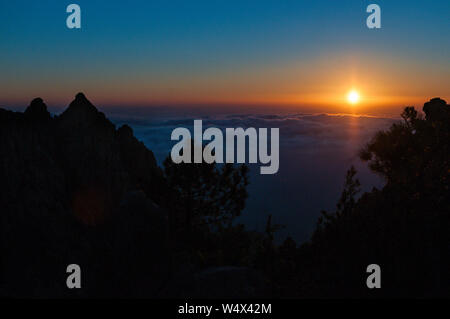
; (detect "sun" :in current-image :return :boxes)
[347,90,360,104]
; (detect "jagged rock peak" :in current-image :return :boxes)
[76,92,86,99]
[31,97,44,105]
[25,97,51,120]
[60,93,101,122]
[58,93,113,131]
[69,92,96,109]
[74,92,93,105]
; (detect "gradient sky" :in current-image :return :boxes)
[0,0,449,114]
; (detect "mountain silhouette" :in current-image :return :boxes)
[0,93,263,298]
[0,95,448,298]
[0,94,170,297]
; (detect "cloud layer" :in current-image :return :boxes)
[112,112,397,243]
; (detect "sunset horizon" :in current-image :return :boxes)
[1,0,449,303]
[1,1,448,116]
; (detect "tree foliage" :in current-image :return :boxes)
[264,98,450,298]
[163,143,249,243]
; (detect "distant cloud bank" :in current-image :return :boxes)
[111,111,397,243]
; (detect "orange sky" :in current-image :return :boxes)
[1,1,449,117]
[4,51,448,117]
[18,51,446,116]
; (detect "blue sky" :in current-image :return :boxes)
[0,0,449,111]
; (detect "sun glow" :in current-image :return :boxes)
[347,90,360,104]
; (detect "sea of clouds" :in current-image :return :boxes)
[111,111,397,243]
